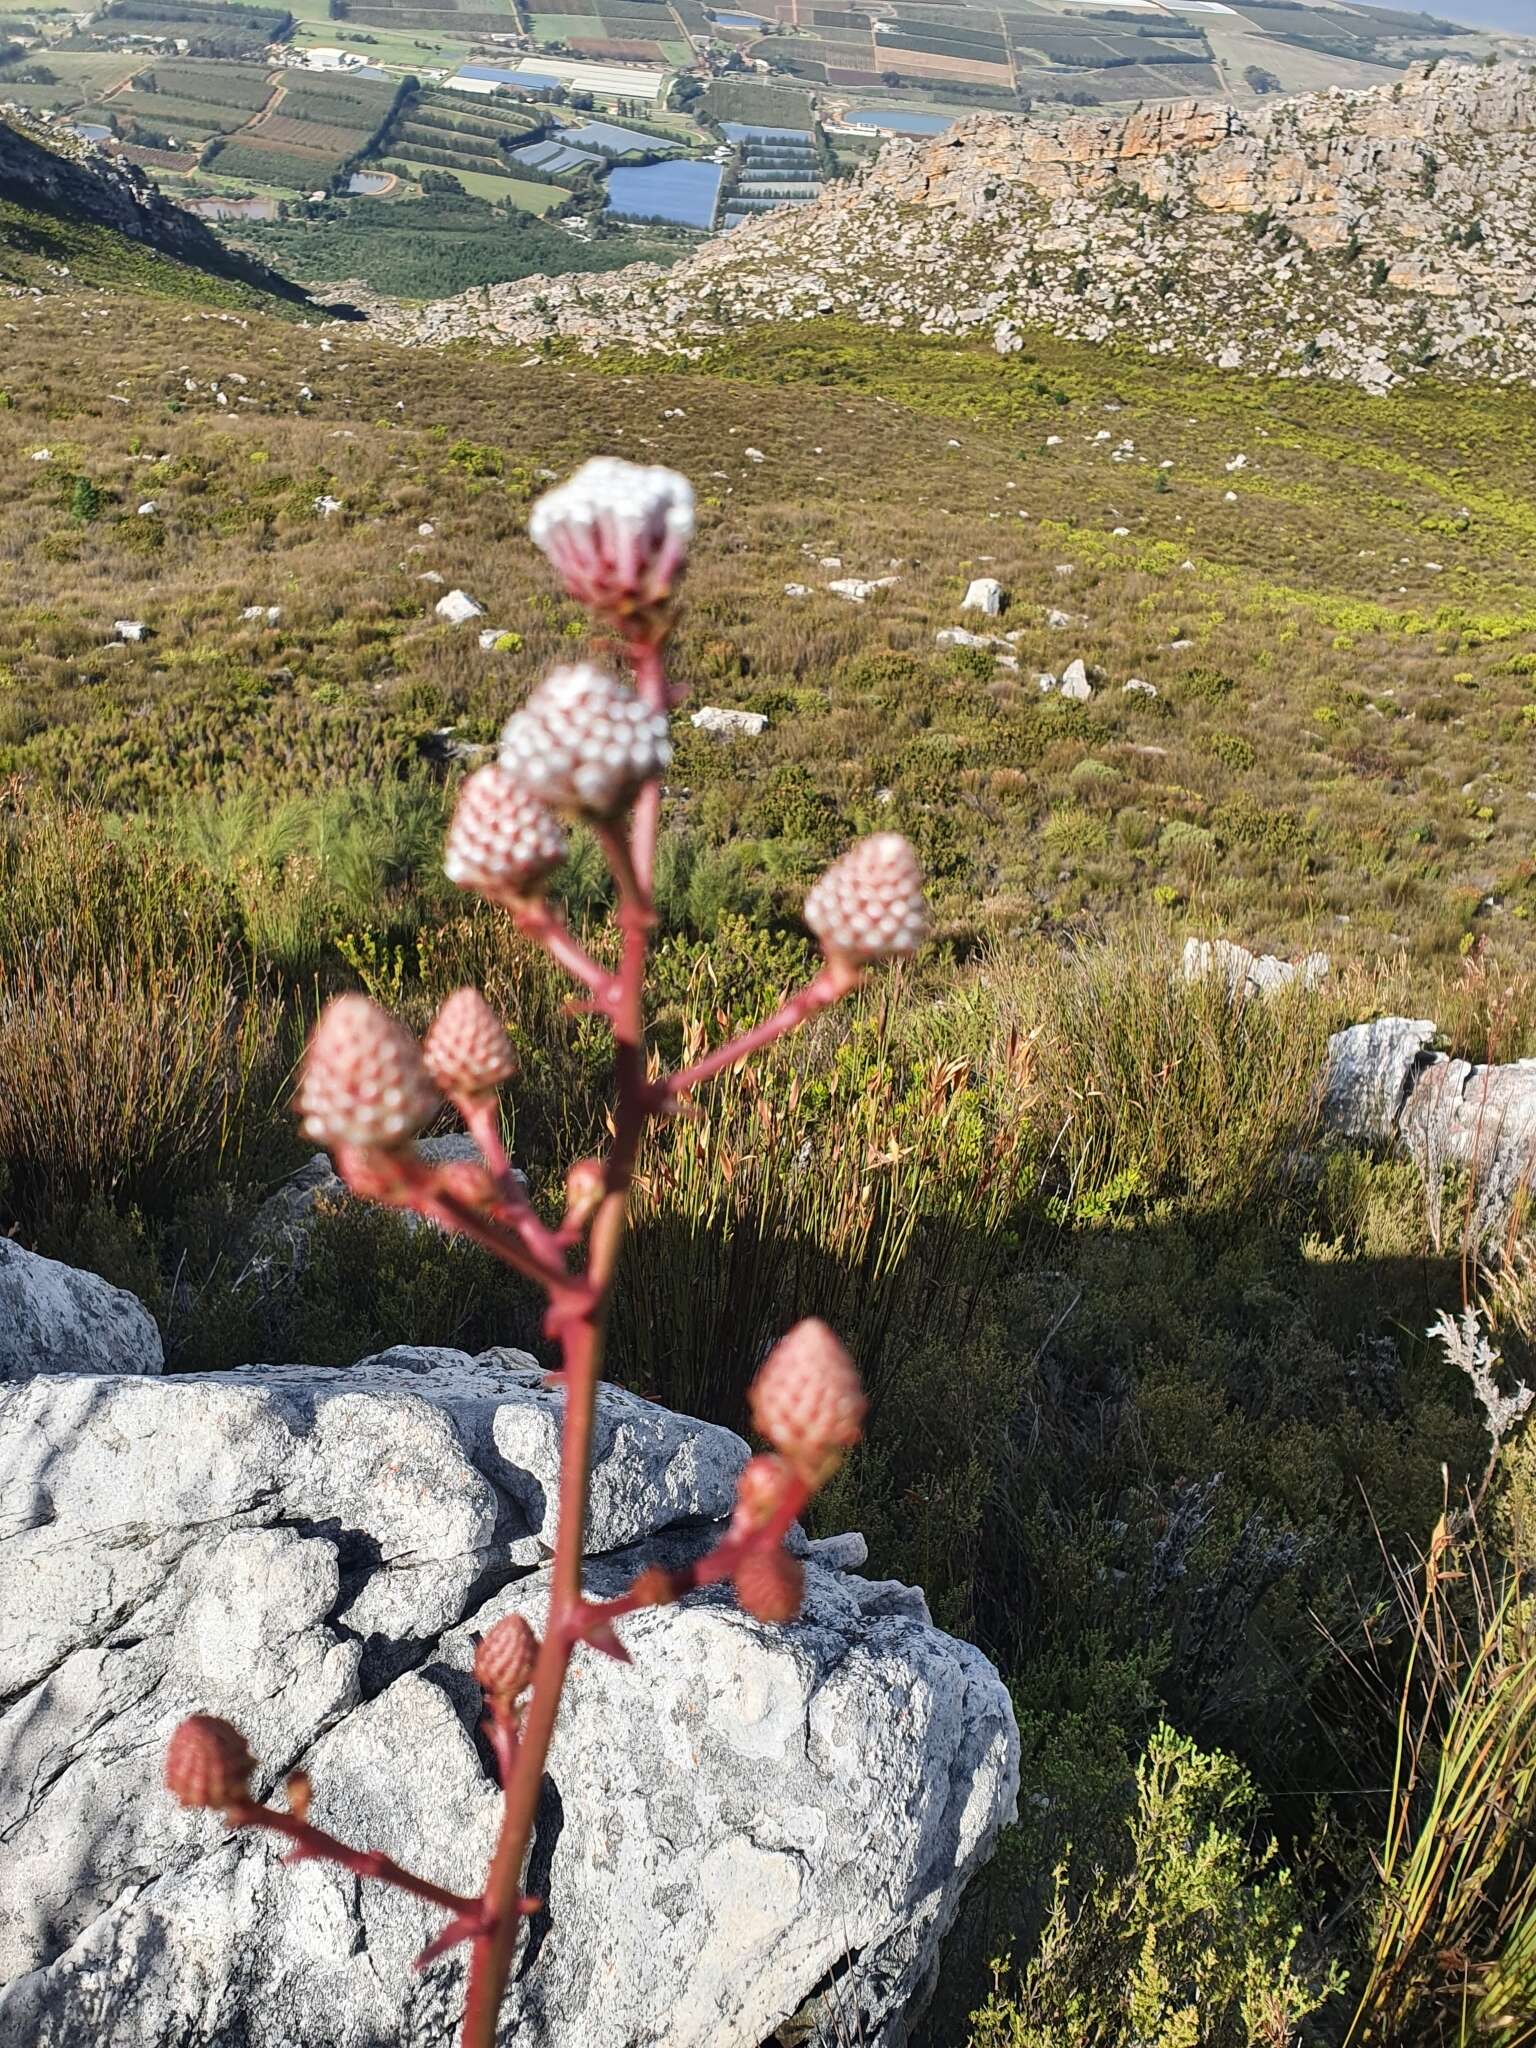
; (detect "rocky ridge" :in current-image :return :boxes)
[375,62,1536,395]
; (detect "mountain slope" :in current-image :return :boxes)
[376,61,1536,395]
[0,116,315,311]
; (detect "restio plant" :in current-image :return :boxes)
[160,458,930,2048]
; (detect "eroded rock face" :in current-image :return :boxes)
[372,63,1536,394]
[0,1238,163,1384]
[0,1355,1019,2047]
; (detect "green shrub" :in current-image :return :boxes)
[968,1724,1343,2048]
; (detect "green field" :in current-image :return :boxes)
[394,157,566,204]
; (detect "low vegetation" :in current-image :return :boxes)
[2,285,1535,2041]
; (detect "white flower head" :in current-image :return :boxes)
[803,834,930,967]
[529,458,694,637]
[499,663,672,820]
[444,763,568,899]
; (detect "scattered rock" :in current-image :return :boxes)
[1036,672,1057,693]
[936,627,993,650]
[962,577,1006,616]
[113,619,146,642]
[1183,936,1330,1000]
[136,500,158,516]
[312,495,342,517]
[240,605,281,625]
[1046,608,1072,629]
[690,706,768,738]
[1060,658,1093,701]
[1123,678,1157,696]
[826,576,897,603]
[783,582,811,597]
[0,1239,163,1384]
[435,589,485,625]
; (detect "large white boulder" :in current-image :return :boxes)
[0,1355,1018,2047]
[961,577,1005,616]
[0,1240,162,1383]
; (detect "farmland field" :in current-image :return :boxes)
[393,157,569,203]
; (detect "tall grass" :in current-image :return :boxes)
[0,808,283,1213]
[609,961,1037,1426]
[1346,1514,1536,2046]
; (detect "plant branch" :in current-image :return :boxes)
[230,1801,482,1920]
[661,961,859,1105]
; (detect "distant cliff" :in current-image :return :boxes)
[0,115,313,307]
[375,60,1536,394]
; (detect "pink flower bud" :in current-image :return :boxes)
[529,457,694,638]
[734,1547,805,1625]
[803,834,929,968]
[423,988,516,1098]
[165,1715,256,1812]
[474,1613,539,1701]
[444,763,567,900]
[296,994,440,1153]
[748,1319,867,1484]
[563,1156,607,1227]
[499,664,672,820]
[734,1452,792,1530]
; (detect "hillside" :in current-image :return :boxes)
[376,60,1536,394]
[0,112,316,306]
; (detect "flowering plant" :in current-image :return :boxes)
[164,458,928,2048]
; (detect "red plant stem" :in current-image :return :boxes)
[230,1803,482,1920]
[580,1477,812,1634]
[661,961,860,1106]
[499,894,621,1008]
[457,1093,569,1270]
[459,754,664,2048]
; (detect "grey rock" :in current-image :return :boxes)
[1060,658,1093,701]
[804,1530,868,1571]
[435,589,485,625]
[826,576,898,603]
[690,706,768,738]
[246,1136,496,1282]
[961,576,1005,616]
[1182,936,1330,1000]
[0,1239,162,1385]
[0,1368,1018,2048]
[113,619,146,642]
[1322,1017,1437,1143]
[935,627,993,650]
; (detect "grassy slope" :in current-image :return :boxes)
[0,185,310,308]
[5,285,1536,2043]
[3,298,1531,974]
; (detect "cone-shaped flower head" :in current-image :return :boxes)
[444,763,567,899]
[499,664,672,820]
[474,1612,539,1702]
[529,457,694,638]
[803,834,929,968]
[296,994,440,1153]
[747,1318,867,1484]
[734,1547,805,1625]
[424,988,516,1098]
[165,1715,256,1812]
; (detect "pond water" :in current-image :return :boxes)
[843,109,954,135]
[347,171,393,195]
[605,158,722,229]
[709,9,765,24]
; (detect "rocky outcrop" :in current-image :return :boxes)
[1324,1019,1536,1235]
[375,62,1536,394]
[0,1238,163,1383]
[0,1350,1019,2046]
[0,114,307,302]
[1182,936,1330,999]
